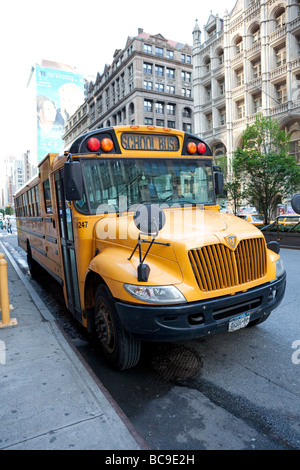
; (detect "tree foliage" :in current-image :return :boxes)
[232,115,300,224]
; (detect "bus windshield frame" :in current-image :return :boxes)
[74,157,215,215]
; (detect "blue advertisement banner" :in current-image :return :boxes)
[36,66,84,162]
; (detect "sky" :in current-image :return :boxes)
[0,0,236,163]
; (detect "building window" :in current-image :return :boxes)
[183,123,192,132]
[155,102,164,114]
[276,45,286,67]
[183,107,192,118]
[205,86,211,102]
[144,99,153,112]
[155,65,164,77]
[143,62,153,74]
[155,83,164,93]
[144,117,153,125]
[167,104,175,115]
[167,85,175,94]
[252,25,260,43]
[144,80,153,90]
[275,82,287,103]
[144,44,152,54]
[204,57,211,73]
[166,50,174,60]
[253,94,262,113]
[206,114,213,130]
[275,9,286,28]
[236,68,244,86]
[252,60,261,78]
[218,49,224,65]
[181,71,191,82]
[155,46,164,57]
[219,109,226,126]
[156,119,164,127]
[166,68,175,79]
[186,55,191,64]
[128,64,133,77]
[219,79,225,95]
[167,120,176,128]
[235,36,243,54]
[182,88,191,97]
[237,100,245,118]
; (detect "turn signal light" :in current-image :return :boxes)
[101,138,114,152]
[187,142,197,154]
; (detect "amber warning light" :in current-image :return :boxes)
[87,137,114,152]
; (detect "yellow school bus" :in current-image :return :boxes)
[14,125,286,370]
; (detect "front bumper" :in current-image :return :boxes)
[115,272,286,341]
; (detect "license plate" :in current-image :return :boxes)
[228,313,250,332]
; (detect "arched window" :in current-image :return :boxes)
[183,107,192,118]
[235,36,243,54]
[251,24,260,43]
[275,7,286,28]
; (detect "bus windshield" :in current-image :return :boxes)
[75,158,215,214]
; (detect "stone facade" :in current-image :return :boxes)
[192,0,300,168]
[63,29,193,147]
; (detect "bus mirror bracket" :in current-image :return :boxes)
[128,204,169,282]
[64,154,83,201]
[213,166,224,196]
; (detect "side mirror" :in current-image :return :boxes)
[214,172,224,195]
[291,194,300,215]
[64,160,83,201]
[133,203,166,236]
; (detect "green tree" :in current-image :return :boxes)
[5,205,14,216]
[233,115,300,224]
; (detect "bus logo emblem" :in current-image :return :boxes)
[226,235,237,249]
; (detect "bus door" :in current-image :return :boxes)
[55,170,81,322]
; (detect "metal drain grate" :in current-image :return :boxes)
[151,344,203,382]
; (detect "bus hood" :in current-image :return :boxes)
[94,207,261,256]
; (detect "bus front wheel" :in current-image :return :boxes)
[94,285,141,370]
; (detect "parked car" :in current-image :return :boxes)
[277,214,300,227]
[237,213,264,226]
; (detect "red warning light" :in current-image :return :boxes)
[197,142,206,154]
[87,137,101,152]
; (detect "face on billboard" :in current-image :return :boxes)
[35,66,84,162]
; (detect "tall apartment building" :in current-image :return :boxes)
[63,29,193,147]
[192,0,300,169]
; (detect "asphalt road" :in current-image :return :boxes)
[1,225,300,450]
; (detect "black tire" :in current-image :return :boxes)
[27,245,41,278]
[94,285,141,370]
[247,312,271,327]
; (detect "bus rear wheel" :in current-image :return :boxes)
[94,285,141,370]
[27,244,41,278]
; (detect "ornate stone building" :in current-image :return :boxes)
[192,0,300,168]
[63,29,193,147]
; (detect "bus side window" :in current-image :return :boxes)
[43,179,53,214]
[35,185,40,216]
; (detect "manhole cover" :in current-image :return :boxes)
[151,344,203,382]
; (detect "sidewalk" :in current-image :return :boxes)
[0,241,147,450]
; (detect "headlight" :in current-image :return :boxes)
[276,258,285,278]
[124,284,186,304]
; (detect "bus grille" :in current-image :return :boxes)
[188,238,267,292]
